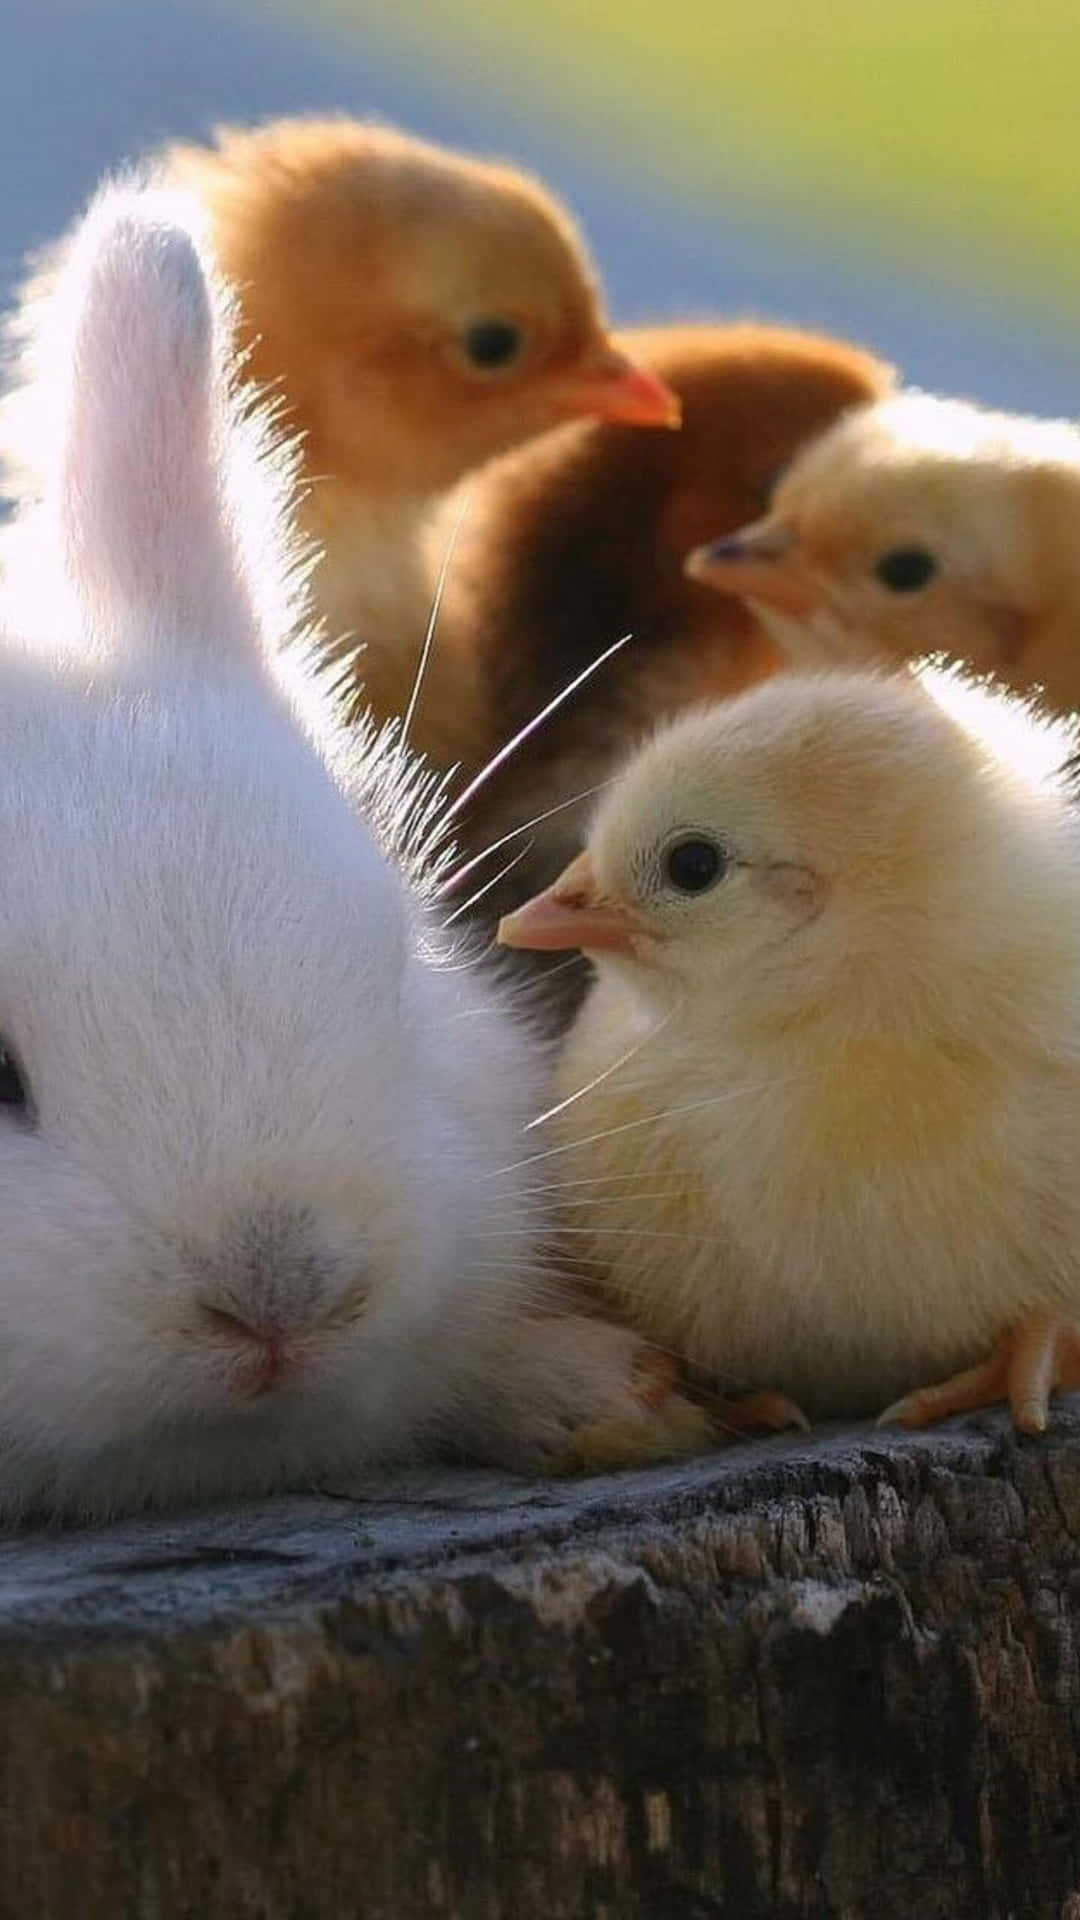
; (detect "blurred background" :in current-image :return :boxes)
[4,0,1078,413]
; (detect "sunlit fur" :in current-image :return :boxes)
[160,115,639,759]
[432,323,894,950]
[546,663,1080,1416]
[0,176,704,1518]
[722,390,1080,714]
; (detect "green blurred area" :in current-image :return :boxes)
[298,0,1080,301]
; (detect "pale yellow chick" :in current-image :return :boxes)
[687,391,1080,717]
[500,665,1080,1431]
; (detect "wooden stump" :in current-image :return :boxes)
[1,1414,1079,1918]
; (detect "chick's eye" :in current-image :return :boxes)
[874,547,937,593]
[462,319,524,371]
[662,835,729,895]
[0,1041,28,1112]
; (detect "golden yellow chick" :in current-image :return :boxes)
[165,115,679,757]
[499,663,1080,1433]
[687,390,1080,717]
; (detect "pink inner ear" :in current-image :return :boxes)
[752,861,825,922]
[48,185,257,657]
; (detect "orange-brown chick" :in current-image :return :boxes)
[687,390,1080,716]
[437,323,894,916]
[165,115,678,755]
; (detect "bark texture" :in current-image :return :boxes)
[1,1415,1080,1918]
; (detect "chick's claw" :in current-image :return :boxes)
[631,1346,682,1409]
[492,1317,715,1474]
[878,1309,1080,1435]
[560,1332,713,1471]
[556,1355,810,1472]
[558,1392,715,1474]
[710,1389,811,1439]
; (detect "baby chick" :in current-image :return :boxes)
[499,664,1080,1433]
[439,323,893,923]
[688,390,1080,715]
[164,116,680,757]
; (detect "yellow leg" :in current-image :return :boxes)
[878,1309,1080,1436]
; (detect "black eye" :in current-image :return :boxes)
[873,547,937,593]
[462,319,524,371]
[0,1042,27,1111]
[662,835,729,895]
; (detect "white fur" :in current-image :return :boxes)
[0,179,572,1518]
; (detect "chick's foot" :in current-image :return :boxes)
[556,1340,715,1472]
[475,1319,715,1474]
[877,1308,1080,1435]
[710,1389,811,1438]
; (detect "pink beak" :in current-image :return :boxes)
[497,852,643,956]
[554,347,682,429]
[686,519,819,615]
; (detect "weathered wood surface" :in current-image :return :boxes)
[2,1414,1080,1919]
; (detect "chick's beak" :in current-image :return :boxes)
[686,520,818,615]
[497,852,643,955]
[553,345,682,429]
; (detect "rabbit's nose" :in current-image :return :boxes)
[196,1280,371,1401]
[188,1204,371,1350]
[197,1301,295,1397]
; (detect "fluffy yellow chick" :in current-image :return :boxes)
[165,116,679,757]
[686,391,1080,716]
[499,664,1080,1431]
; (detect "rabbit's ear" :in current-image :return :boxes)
[47,181,258,658]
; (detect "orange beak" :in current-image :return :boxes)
[686,519,819,615]
[497,852,644,956]
[553,345,682,429]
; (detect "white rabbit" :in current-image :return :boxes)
[0,180,705,1519]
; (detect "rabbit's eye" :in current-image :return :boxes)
[0,1045,28,1111]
